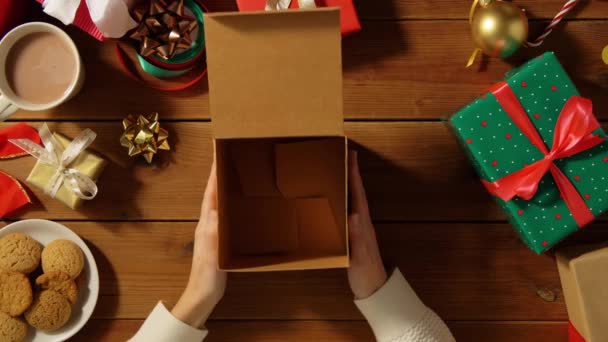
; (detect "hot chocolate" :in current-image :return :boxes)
[5,32,76,104]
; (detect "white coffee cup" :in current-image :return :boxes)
[0,22,84,121]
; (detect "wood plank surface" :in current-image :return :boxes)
[165,0,608,20]
[5,122,608,222]
[6,21,608,121]
[5,2,608,340]
[72,320,568,342]
[2,221,605,321]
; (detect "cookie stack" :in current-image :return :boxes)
[0,233,84,341]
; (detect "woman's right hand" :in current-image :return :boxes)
[172,162,227,328]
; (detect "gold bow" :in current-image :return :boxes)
[120,113,171,163]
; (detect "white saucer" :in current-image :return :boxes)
[0,219,99,342]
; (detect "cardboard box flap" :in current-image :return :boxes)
[205,9,343,138]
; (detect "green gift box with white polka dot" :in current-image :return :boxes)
[450,52,608,254]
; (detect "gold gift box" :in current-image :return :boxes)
[27,133,107,209]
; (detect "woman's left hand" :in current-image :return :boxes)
[172,162,227,328]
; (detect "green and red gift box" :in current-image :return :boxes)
[451,52,608,254]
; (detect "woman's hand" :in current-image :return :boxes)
[347,151,388,300]
[172,162,227,328]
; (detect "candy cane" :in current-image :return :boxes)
[525,0,578,47]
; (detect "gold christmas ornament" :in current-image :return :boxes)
[467,0,528,67]
[120,113,170,163]
[602,45,608,64]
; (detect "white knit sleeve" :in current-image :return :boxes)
[129,302,208,342]
[355,269,455,342]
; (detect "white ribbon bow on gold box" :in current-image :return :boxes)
[9,124,100,201]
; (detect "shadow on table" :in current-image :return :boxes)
[209,268,368,341]
[83,239,120,320]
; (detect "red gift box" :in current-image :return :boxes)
[236,0,361,36]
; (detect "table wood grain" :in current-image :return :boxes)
[2,1,608,340]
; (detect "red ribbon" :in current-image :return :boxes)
[115,42,208,92]
[482,82,603,227]
[0,123,40,218]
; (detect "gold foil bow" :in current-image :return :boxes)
[120,113,170,163]
[130,0,198,60]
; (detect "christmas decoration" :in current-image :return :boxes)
[467,0,528,67]
[120,113,170,163]
[9,124,106,209]
[602,45,608,65]
[467,0,579,67]
[117,0,207,87]
[0,123,39,218]
[524,0,578,47]
[451,52,608,254]
[130,0,198,60]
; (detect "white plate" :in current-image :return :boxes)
[0,219,99,342]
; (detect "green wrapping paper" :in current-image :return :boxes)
[450,52,608,254]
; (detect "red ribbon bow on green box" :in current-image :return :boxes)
[450,52,608,254]
[482,82,603,227]
[0,123,40,218]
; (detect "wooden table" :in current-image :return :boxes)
[2,1,608,341]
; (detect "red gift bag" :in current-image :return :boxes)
[236,0,361,36]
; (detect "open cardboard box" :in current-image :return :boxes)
[205,8,349,271]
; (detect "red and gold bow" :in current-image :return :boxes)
[0,123,41,218]
[482,82,603,227]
